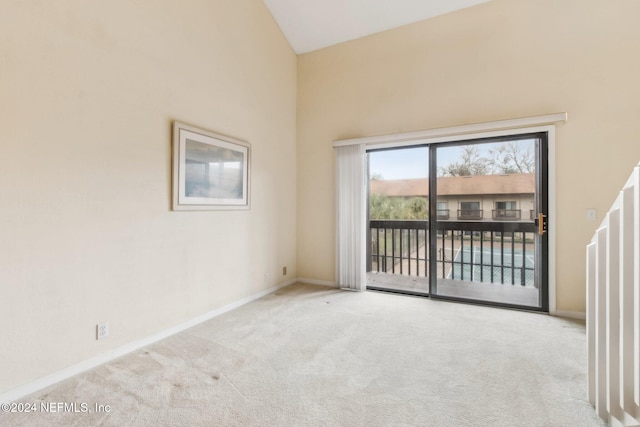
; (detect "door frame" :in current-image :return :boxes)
[335,113,564,314]
[426,132,549,311]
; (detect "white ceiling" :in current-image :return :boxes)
[263,0,492,54]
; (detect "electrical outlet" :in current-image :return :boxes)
[282,266,287,276]
[96,322,109,340]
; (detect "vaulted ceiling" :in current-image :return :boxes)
[263,0,492,54]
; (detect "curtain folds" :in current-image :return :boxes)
[335,144,367,291]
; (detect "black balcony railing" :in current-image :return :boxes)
[369,220,428,276]
[492,209,521,220]
[457,209,483,220]
[369,220,536,287]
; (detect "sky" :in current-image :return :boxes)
[368,145,469,179]
[369,146,430,179]
[368,139,535,180]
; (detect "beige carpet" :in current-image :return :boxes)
[1,283,605,426]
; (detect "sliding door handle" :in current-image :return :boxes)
[537,213,547,235]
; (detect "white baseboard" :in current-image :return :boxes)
[554,310,586,320]
[0,278,296,404]
[297,277,338,287]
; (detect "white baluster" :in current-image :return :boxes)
[597,225,609,418]
[588,163,640,426]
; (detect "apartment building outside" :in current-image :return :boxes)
[369,173,535,222]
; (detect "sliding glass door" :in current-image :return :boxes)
[365,133,549,311]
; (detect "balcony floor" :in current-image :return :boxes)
[367,272,539,308]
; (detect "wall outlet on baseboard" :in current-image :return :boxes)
[282,266,287,276]
[96,322,109,340]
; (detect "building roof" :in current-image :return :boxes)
[369,173,535,197]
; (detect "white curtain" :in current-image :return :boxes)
[335,144,367,291]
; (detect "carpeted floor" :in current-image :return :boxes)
[1,283,605,426]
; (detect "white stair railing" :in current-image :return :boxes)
[587,163,640,427]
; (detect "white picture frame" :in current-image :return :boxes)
[172,121,250,211]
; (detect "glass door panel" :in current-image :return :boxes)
[367,146,430,295]
[432,136,546,309]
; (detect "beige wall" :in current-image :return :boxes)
[297,0,640,312]
[0,0,297,394]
